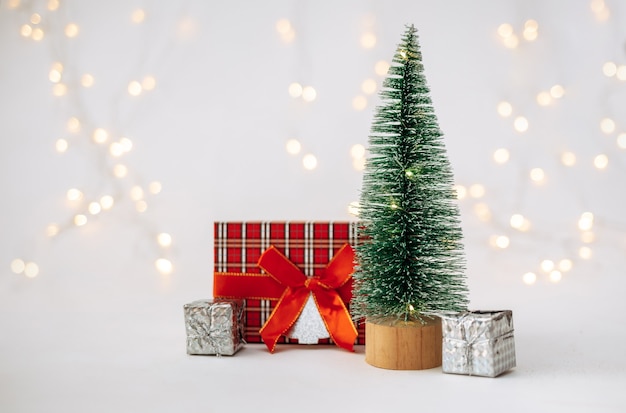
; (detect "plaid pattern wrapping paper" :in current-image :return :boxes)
[441,310,516,377]
[213,222,365,346]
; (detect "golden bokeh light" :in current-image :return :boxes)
[360,32,377,49]
[155,258,173,275]
[288,82,303,98]
[148,181,162,195]
[65,23,79,38]
[352,95,367,111]
[157,233,173,247]
[374,60,390,76]
[286,139,301,155]
[497,101,513,117]
[81,74,94,88]
[131,9,146,24]
[302,86,317,102]
[302,154,318,170]
[493,148,510,164]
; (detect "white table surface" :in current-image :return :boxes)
[1,266,624,413]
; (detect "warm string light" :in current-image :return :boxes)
[360,32,377,49]
[64,23,79,38]
[349,18,384,114]
[287,82,316,102]
[49,188,114,232]
[515,206,588,271]
[352,77,378,111]
[528,258,574,284]
[510,214,531,232]
[18,8,52,42]
[7,3,174,277]
[497,101,513,117]
[493,148,510,164]
[7,0,21,10]
[352,95,367,111]
[155,230,173,278]
[522,19,539,41]
[275,18,295,43]
[522,272,537,285]
[496,19,540,49]
[603,61,626,81]
[468,184,486,199]
[473,203,491,222]
[155,258,173,275]
[46,179,164,237]
[157,232,172,247]
[80,73,94,87]
[513,116,529,133]
[127,76,156,97]
[497,101,534,133]
[536,84,565,106]
[591,0,610,21]
[301,86,316,102]
[596,117,616,170]
[529,167,546,184]
[600,56,626,152]
[302,154,318,170]
[284,138,318,171]
[453,184,467,200]
[351,42,387,111]
[279,16,324,173]
[600,117,615,134]
[489,235,510,249]
[131,9,146,24]
[109,137,133,157]
[467,135,599,280]
[474,10,626,285]
[344,18,387,193]
[285,138,301,155]
[11,259,40,278]
[8,6,622,283]
[347,201,360,216]
[350,143,366,171]
[374,60,390,76]
[561,151,577,166]
[593,154,609,170]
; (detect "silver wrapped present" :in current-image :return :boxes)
[184,299,245,356]
[441,310,516,377]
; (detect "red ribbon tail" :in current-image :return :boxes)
[313,291,358,352]
[260,288,309,353]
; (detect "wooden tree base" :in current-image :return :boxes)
[365,317,442,370]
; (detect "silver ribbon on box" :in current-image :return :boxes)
[441,310,516,377]
[184,299,245,356]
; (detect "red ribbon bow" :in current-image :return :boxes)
[258,243,358,353]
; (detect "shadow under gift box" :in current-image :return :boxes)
[441,310,516,377]
[212,221,366,346]
[184,299,245,356]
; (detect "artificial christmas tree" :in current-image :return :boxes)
[351,24,469,370]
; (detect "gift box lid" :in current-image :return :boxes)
[441,310,514,342]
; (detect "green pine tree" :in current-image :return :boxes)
[352,24,468,323]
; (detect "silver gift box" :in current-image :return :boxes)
[441,310,516,377]
[184,299,245,356]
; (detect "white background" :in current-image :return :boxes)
[1,1,625,412]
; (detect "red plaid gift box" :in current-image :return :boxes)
[213,222,365,351]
